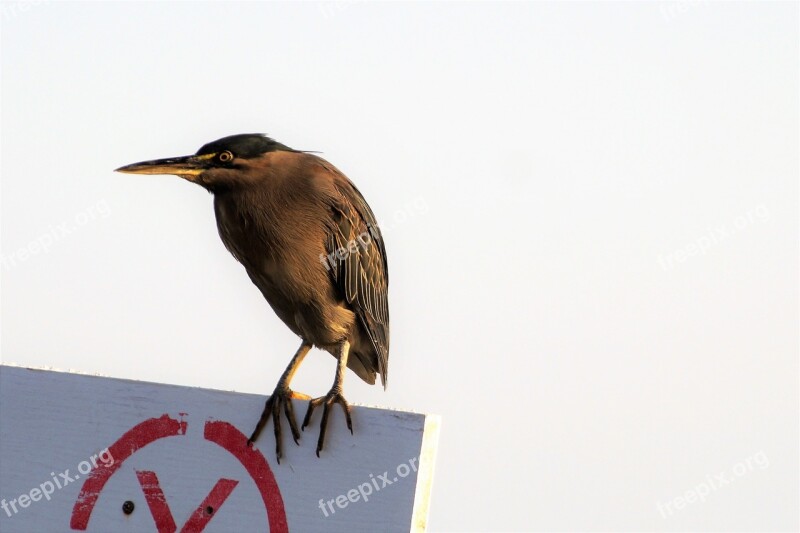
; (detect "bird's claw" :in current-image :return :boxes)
[249,387,310,463]
[301,389,353,457]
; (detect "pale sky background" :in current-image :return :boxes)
[1,1,798,531]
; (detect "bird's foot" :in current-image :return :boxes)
[301,387,353,457]
[248,386,311,463]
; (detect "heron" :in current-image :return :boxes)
[116,133,389,462]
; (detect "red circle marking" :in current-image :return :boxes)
[70,415,287,532]
[71,414,187,530]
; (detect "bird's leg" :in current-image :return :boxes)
[248,342,312,463]
[302,340,353,457]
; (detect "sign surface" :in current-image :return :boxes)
[0,365,439,532]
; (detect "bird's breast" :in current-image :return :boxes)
[212,191,331,301]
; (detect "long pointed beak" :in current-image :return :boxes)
[115,154,208,179]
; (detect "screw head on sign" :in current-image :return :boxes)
[122,500,135,515]
[206,506,214,515]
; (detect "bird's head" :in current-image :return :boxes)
[115,133,293,191]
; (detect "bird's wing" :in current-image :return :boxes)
[322,167,390,386]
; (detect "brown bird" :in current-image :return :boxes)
[116,134,389,461]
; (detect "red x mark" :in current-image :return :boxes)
[136,470,238,533]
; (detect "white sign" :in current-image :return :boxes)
[0,365,439,532]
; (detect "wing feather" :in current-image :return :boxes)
[323,171,390,386]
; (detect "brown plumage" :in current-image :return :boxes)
[116,134,389,461]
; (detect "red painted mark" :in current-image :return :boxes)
[136,470,239,533]
[204,421,288,533]
[179,478,239,532]
[136,471,177,533]
[70,415,287,532]
[71,414,187,530]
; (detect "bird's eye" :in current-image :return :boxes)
[218,151,234,163]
